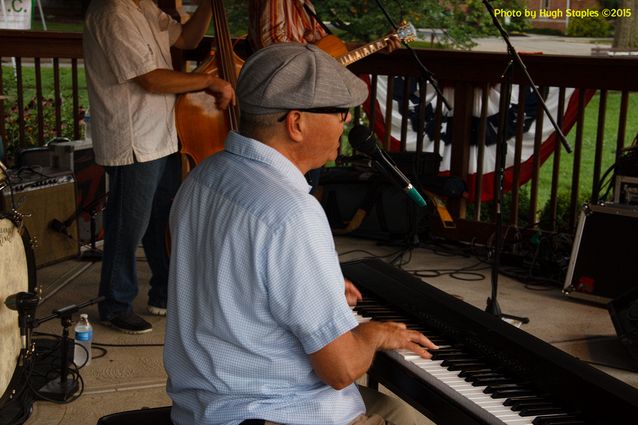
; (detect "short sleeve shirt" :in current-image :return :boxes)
[164,132,364,425]
[83,0,182,165]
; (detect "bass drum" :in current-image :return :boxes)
[0,215,36,420]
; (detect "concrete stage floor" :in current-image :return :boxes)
[13,235,638,425]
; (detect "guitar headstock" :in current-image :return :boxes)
[396,21,417,44]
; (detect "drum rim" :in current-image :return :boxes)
[0,215,36,410]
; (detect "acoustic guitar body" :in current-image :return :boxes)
[313,34,349,58]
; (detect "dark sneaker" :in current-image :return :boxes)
[147,304,167,316]
[103,312,152,334]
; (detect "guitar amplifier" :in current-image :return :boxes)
[1,168,79,267]
[564,203,638,304]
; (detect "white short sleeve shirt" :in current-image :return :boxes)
[83,0,182,165]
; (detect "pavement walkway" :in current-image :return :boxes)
[470,33,612,56]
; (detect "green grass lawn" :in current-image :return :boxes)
[2,65,88,154]
[536,91,638,207]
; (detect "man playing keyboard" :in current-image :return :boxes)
[163,43,437,425]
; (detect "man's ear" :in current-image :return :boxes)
[284,110,305,143]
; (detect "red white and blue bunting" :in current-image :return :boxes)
[362,76,593,201]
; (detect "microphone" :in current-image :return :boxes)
[348,125,426,207]
[4,292,39,349]
[50,216,75,239]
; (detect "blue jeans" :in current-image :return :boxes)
[98,153,180,320]
[306,167,322,194]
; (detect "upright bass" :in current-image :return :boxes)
[175,0,243,172]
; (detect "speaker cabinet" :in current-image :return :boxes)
[2,168,79,267]
[564,203,638,304]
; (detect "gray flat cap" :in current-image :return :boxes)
[237,43,369,115]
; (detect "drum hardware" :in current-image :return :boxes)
[29,296,104,402]
[2,208,39,251]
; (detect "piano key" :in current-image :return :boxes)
[353,304,577,425]
[445,361,490,371]
[485,383,527,391]
[504,395,551,406]
[519,407,567,417]
[462,370,502,378]
[510,400,555,411]
[403,354,542,424]
[472,376,516,386]
[532,414,585,425]
[430,352,475,361]
[490,388,537,398]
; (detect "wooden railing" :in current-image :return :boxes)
[0,30,84,153]
[2,29,638,248]
[348,49,638,244]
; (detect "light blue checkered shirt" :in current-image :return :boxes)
[164,132,364,425]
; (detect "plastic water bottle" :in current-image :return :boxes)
[74,313,93,367]
[84,108,92,142]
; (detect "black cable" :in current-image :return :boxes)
[338,246,413,262]
[0,362,33,425]
[407,261,489,282]
[25,333,85,405]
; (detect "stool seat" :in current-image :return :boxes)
[96,406,172,425]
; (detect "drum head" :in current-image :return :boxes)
[0,217,35,404]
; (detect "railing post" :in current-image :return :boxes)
[449,82,473,219]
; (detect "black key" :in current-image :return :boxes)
[485,383,523,393]
[426,337,449,345]
[510,400,555,411]
[519,407,565,417]
[490,388,536,398]
[463,371,504,381]
[504,395,549,406]
[458,368,493,378]
[445,361,488,371]
[532,414,583,425]
[430,351,473,361]
[471,376,514,386]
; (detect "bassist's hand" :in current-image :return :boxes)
[206,76,236,110]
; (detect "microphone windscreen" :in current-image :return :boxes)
[348,125,377,155]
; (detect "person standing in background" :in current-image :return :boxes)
[248,0,328,51]
[83,0,234,334]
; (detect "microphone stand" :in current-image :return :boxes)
[373,0,451,111]
[371,0,450,250]
[481,0,572,324]
[79,193,108,261]
[30,296,104,401]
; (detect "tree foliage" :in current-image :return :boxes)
[224,0,531,50]
[314,0,531,49]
